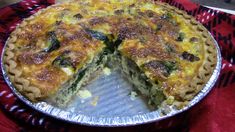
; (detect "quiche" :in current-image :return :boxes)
[3,0,217,109]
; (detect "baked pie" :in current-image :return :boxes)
[3,0,217,109]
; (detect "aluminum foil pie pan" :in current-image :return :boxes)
[1,34,221,126]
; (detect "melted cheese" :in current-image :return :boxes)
[12,0,206,99]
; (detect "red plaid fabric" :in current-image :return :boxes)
[0,0,234,131]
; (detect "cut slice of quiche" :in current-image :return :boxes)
[3,0,217,108]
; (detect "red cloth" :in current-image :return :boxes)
[0,0,234,131]
[0,110,21,132]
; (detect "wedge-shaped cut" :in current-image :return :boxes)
[50,50,109,106]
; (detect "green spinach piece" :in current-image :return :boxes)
[85,29,122,52]
[176,32,185,41]
[162,61,177,75]
[52,52,74,69]
[44,31,60,52]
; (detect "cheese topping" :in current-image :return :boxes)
[10,0,207,102]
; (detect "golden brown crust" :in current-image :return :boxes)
[4,10,46,101]
[158,2,217,104]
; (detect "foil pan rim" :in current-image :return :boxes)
[1,33,222,126]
